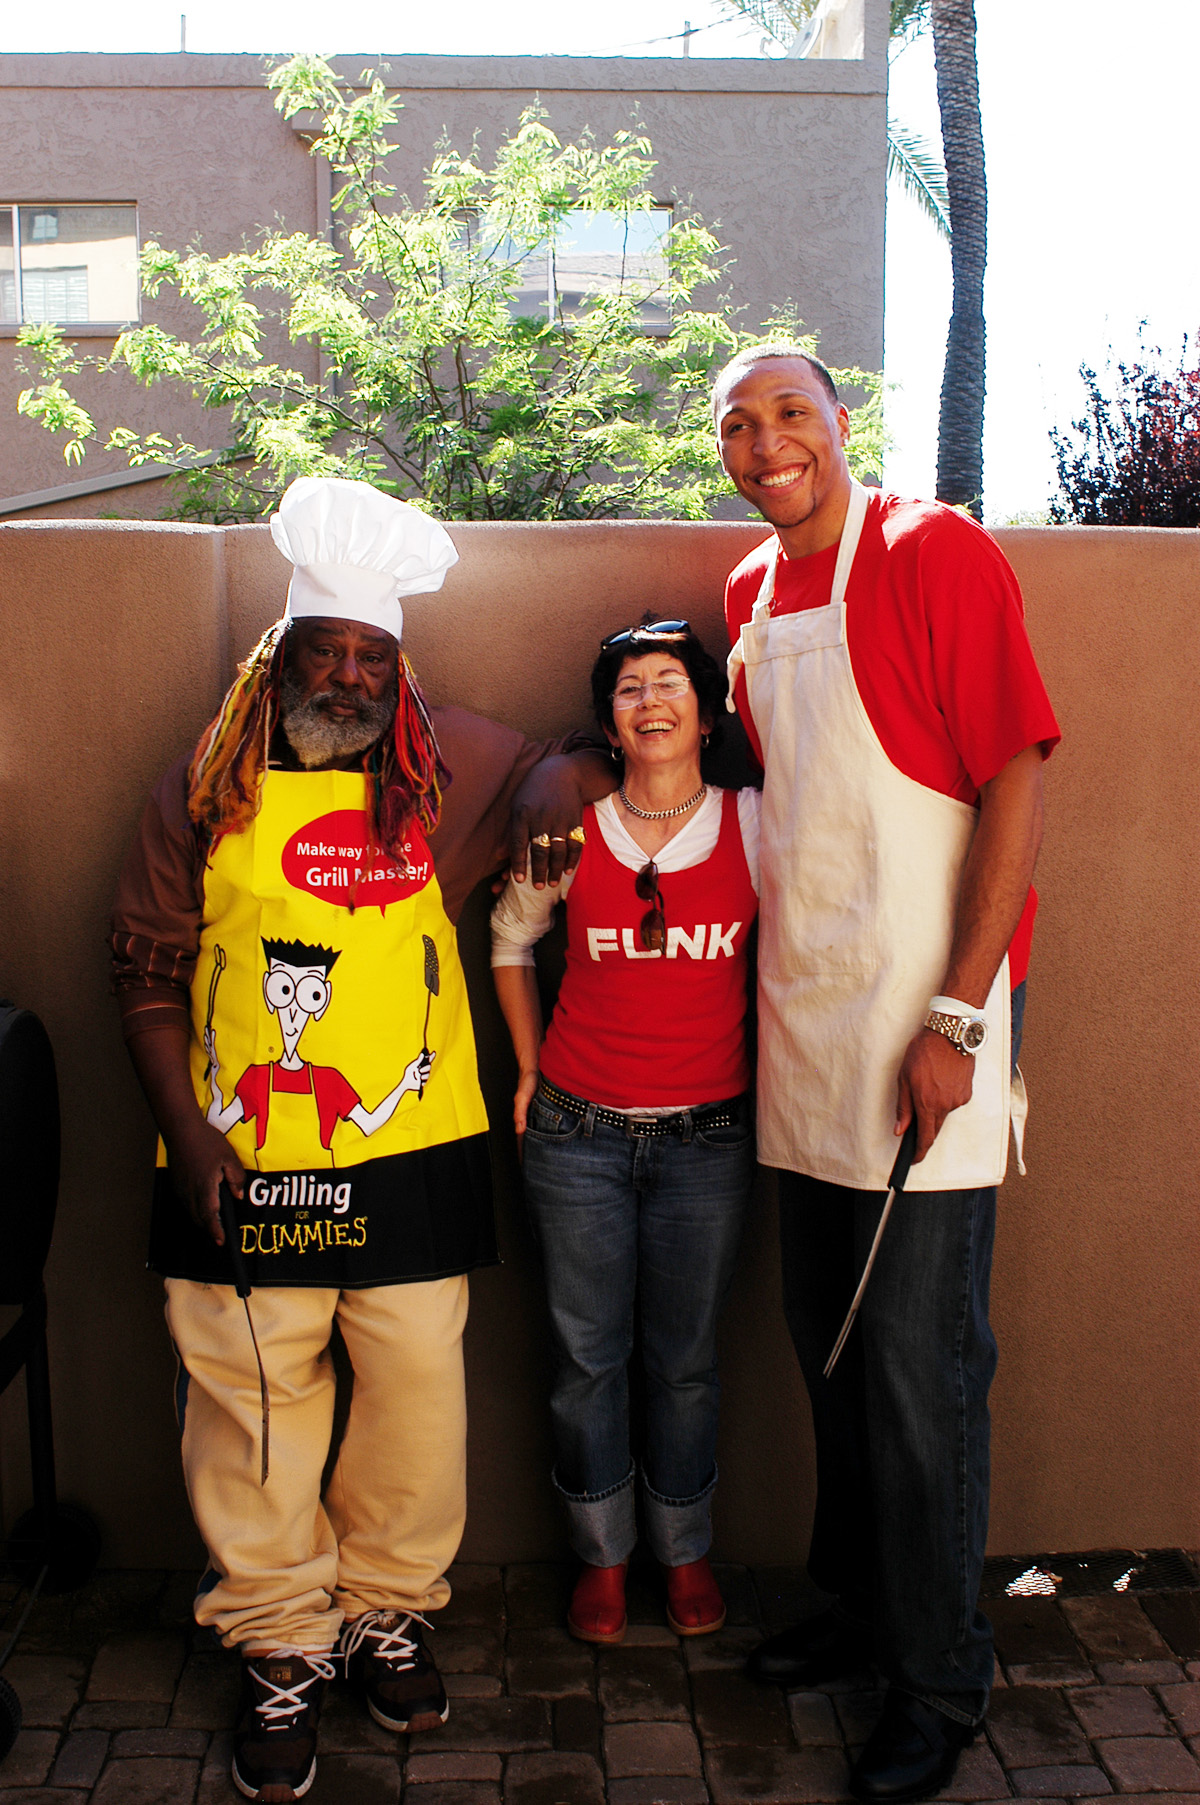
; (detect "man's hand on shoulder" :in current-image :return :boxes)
[895,1028,976,1164]
[509,748,615,889]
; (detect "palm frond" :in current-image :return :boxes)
[720,0,928,48]
[889,0,929,44]
[887,121,950,240]
[712,0,818,48]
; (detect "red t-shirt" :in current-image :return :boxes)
[235,1061,362,1151]
[724,491,1061,986]
[540,791,758,1108]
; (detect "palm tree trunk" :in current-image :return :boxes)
[931,0,987,517]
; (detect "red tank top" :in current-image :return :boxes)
[540,790,758,1109]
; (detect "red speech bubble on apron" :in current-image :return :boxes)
[282,812,432,909]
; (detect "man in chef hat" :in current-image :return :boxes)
[111,476,604,1803]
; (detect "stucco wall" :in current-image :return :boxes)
[0,516,1196,1569]
[0,39,886,514]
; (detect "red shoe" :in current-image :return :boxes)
[567,1562,628,1644]
[664,1556,726,1637]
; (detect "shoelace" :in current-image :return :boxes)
[249,1650,336,1731]
[339,1608,433,1672]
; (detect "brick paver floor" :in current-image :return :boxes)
[3,1563,1200,1803]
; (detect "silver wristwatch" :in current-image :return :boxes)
[925,1005,988,1056]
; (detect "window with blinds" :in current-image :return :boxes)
[0,204,139,327]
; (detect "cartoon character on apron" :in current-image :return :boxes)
[149,768,495,1287]
[204,935,433,1172]
[728,480,1016,1193]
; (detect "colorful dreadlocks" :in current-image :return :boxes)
[187,619,449,860]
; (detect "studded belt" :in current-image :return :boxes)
[536,1077,742,1138]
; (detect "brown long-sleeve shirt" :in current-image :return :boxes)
[111,706,583,1043]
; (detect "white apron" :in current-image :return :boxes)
[728,481,1011,1192]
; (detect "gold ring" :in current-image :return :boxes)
[532,833,552,848]
[568,825,587,844]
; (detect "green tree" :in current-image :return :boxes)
[16,55,883,523]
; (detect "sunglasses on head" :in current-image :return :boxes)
[635,860,666,954]
[601,620,690,651]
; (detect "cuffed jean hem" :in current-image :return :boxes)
[894,1623,993,1727]
[642,1468,717,1567]
[899,1685,988,1731]
[554,1464,637,1567]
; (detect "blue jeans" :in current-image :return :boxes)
[522,1088,754,1567]
[775,984,1025,1727]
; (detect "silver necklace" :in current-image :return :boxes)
[618,782,707,821]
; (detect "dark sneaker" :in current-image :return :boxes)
[340,1609,449,1733]
[231,1649,334,1802]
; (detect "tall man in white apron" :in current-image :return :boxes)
[111,477,603,1804]
[716,346,1060,1803]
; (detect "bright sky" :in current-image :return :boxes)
[886,0,1200,521]
[8,0,1198,521]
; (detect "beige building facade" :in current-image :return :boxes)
[0,22,887,518]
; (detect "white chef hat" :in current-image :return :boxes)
[269,476,459,642]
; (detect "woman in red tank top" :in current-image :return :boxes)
[493,621,760,1646]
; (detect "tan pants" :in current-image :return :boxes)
[165,1276,469,1654]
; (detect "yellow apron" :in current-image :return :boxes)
[150,769,495,1286]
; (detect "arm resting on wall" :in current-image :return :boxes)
[896,743,1046,1161]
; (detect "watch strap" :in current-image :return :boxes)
[925,1007,987,1055]
[929,994,984,1018]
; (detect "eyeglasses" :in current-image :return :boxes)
[611,674,692,710]
[601,619,690,651]
[635,860,666,953]
[264,968,330,1015]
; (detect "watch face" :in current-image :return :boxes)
[962,1020,987,1052]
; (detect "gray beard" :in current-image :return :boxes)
[279,669,397,769]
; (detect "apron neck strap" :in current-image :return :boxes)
[726,479,872,711]
[750,477,870,621]
[829,479,870,613]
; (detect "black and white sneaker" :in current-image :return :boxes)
[339,1609,449,1733]
[231,1649,335,1802]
